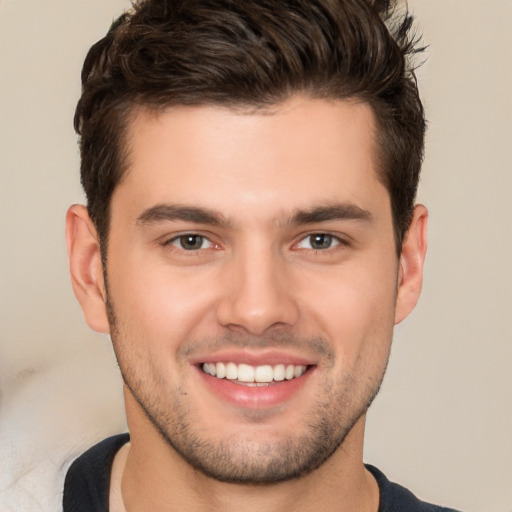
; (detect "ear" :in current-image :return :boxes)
[65,205,110,333]
[394,204,428,325]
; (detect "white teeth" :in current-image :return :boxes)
[237,364,255,382]
[225,362,238,380]
[273,364,285,381]
[216,362,226,379]
[254,365,273,383]
[202,362,307,383]
[294,365,305,378]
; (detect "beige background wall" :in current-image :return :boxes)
[0,1,510,510]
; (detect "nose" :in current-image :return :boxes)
[215,246,300,336]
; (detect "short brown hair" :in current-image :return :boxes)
[75,0,426,255]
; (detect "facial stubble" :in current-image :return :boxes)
[105,285,392,485]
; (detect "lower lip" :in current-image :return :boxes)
[196,366,314,409]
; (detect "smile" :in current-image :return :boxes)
[201,362,308,386]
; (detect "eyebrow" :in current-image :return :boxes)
[290,203,372,225]
[136,204,231,228]
[136,202,372,229]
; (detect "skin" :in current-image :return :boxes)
[66,96,427,512]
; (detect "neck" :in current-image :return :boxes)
[113,410,379,512]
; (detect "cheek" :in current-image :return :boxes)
[300,260,397,360]
[107,255,222,351]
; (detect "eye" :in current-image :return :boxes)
[168,234,214,251]
[296,233,341,250]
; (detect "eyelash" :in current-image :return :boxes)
[165,233,216,251]
[294,233,346,251]
[163,232,348,253]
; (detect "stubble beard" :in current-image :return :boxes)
[106,292,391,485]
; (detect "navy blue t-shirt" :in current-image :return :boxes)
[63,434,461,512]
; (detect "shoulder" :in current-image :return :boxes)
[63,433,130,512]
[366,465,463,512]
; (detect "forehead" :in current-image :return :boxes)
[114,97,389,224]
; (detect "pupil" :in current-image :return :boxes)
[311,234,331,249]
[181,235,202,250]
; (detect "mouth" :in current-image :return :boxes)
[200,362,309,387]
[192,351,318,409]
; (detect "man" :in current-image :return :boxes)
[63,0,460,510]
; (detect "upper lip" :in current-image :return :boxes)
[188,349,318,367]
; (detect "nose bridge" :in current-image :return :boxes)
[216,237,299,334]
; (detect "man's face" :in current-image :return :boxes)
[103,97,402,483]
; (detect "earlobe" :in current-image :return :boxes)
[394,204,428,325]
[65,205,110,333]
